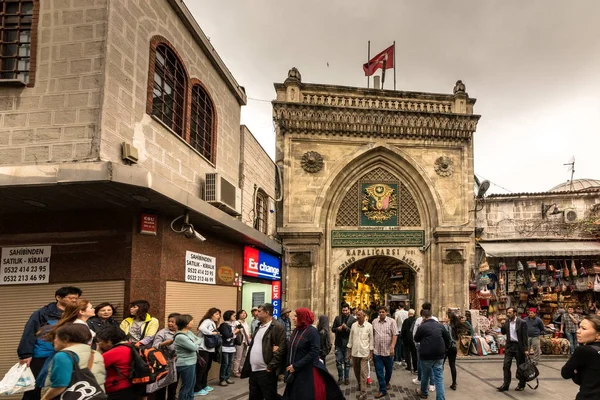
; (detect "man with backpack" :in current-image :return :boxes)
[18,286,82,400]
[498,307,529,392]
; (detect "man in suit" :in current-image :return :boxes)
[498,307,529,391]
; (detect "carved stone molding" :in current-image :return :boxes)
[288,252,312,268]
[273,105,479,141]
[434,156,454,177]
[300,151,324,173]
[443,249,465,264]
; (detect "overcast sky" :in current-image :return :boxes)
[188,1,600,194]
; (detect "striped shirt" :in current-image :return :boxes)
[372,316,398,356]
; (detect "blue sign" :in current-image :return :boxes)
[244,247,281,281]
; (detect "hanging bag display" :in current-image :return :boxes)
[499,262,507,271]
[563,260,570,278]
[571,259,577,277]
[548,263,555,272]
[529,270,537,283]
[527,261,537,270]
[517,261,524,271]
[479,260,490,272]
[536,262,546,271]
[60,350,107,400]
[594,275,600,293]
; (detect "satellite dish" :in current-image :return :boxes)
[477,180,490,198]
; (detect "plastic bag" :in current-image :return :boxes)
[0,363,36,395]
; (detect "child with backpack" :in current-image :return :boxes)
[96,326,134,399]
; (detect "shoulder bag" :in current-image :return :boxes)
[58,350,107,400]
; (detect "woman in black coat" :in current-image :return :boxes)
[561,315,600,400]
[282,308,344,400]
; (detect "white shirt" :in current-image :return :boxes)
[347,321,374,358]
[394,309,409,330]
[509,319,518,342]
[250,320,272,371]
[74,319,95,345]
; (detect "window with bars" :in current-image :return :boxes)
[151,44,186,136]
[0,0,35,84]
[254,191,268,234]
[190,84,215,162]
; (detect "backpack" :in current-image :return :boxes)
[516,358,539,389]
[114,343,169,385]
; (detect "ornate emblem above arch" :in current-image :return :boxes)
[335,167,422,227]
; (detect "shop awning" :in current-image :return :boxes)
[479,241,600,257]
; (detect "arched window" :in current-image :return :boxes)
[151,44,186,136]
[190,83,215,162]
[254,191,268,234]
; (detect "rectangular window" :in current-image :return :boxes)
[0,1,34,83]
[255,193,267,234]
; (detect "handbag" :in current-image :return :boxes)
[479,260,490,272]
[59,350,107,400]
[516,357,539,390]
[205,333,222,349]
[571,259,577,277]
[594,275,600,293]
[526,261,536,269]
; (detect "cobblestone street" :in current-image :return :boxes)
[212,356,578,400]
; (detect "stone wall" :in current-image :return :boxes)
[99,0,243,196]
[0,0,107,165]
[239,125,277,236]
[479,192,600,240]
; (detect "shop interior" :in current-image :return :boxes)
[340,256,415,311]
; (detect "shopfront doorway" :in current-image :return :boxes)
[340,256,416,312]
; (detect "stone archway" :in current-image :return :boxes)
[338,255,419,313]
[274,70,479,320]
[320,148,436,320]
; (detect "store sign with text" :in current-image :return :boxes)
[1,246,51,285]
[243,247,281,281]
[185,251,216,284]
[272,280,281,318]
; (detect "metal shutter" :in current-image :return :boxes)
[165,281,238,382]
[0,280,125,397]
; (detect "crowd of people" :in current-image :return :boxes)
[10,286,600,400]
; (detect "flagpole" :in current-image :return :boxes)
[367,40,370,89]
[393,41,396,91]
[381,59,386,90]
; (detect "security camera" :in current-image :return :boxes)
[183,224,206,242]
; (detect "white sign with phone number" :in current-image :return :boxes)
[1,246,51,285]
[185,251,216,284]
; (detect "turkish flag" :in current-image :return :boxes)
[363,44,394,76]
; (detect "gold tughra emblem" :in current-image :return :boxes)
[361,183,398,223]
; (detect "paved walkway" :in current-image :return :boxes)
[199,355,578,399]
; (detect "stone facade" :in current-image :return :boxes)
[99,0,244,196]
[0,0,106,165]
[478,189,600,241]
[274,69,481,318]
[240,125,277,236]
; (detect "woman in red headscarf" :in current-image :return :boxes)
[282,308,344,400]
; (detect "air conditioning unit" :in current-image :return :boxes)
[205,173,241,216]
[565,210,578,223]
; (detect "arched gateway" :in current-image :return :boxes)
[273,69,481,320]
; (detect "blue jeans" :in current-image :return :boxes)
[373,354,394,394]
[335,346,350,381]
[177,365,196,400]
[420,359,445,400]
[565,332,577,355]
[220,351,234,381]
